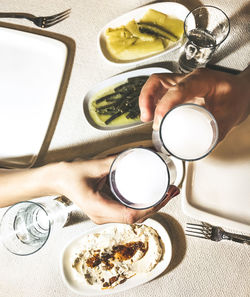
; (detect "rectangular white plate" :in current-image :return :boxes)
[0,22,75,168]
[182,116,250,233]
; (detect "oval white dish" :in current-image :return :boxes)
[60,218,172,296]
[97,2,190,65]
[83,67,171,131]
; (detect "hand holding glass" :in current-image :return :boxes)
[152,104,219,161]
[109,148,177,209]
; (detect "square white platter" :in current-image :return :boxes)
[182,116,250,233]
[0,21,75,168]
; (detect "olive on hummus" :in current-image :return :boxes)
[71,224,163,289]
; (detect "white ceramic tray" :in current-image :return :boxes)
[98,2,190,65]
[0,22,75,168]
[182,116,250,233]
[60,218,172,296]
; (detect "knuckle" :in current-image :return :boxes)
[220,79,233,92]
[155,104,167,118]
[192,68,207,76]
[150,73,161,81]
[174,83,186,93]
[172,79,192,95]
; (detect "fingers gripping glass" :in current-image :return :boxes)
[152,104,219,161]
[109,147,177,210]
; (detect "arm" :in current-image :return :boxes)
[0,165,57,207]
[139,66,250,141]
[0,157,179,224]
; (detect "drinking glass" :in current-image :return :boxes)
[109,147,177,210]
[152,103,219,161]
[178,5,230,73]
[0,197,73,256]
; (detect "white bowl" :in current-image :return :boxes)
[60,218,172,296]
[97,2,190,65]
[83,67,171,130]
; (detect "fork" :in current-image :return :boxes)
[0,9,71,28]
[185,223,250,244]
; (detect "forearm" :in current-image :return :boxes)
[0,163,61,208]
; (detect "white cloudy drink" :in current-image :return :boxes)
[109,148,175,209]
[158,104,218,160]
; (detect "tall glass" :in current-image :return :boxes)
[178,5,230,73]
[152,103,219,161]
[0,197,73,256]
[109,147,177,210]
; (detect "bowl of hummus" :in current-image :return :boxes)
[60,218,172,295]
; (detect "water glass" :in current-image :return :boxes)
[109,147,177,210]
[152,103,219,161]
[178,5,230,73]
[0,197,73,256]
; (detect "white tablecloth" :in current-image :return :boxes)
[0,1,249,297]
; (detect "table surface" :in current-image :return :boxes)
[0,1,250,297]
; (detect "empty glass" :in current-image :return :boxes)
[109,147,177,209]
[0,197,73,256]
[178,5,230,73]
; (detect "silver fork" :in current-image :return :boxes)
[0,9,71,28]
[185,223,250,245]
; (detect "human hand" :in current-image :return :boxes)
[52,157,180,224]
[139,67,250,141]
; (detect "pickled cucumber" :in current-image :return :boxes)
[105,27,132,39]
[106,37,137,55]
[140,9,184,39]
[125,19,155,41]
[138,23,178,42]
[114,38,165,60]
[105,27,137,56]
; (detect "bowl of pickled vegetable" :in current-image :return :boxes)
[83,67,171,130]
[98,3,190,65]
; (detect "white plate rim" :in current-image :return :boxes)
[0,22,75,168]
[97,2,190,65]
[181,162,250,233]
[60,218,172,296]
[83,67,171,131]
